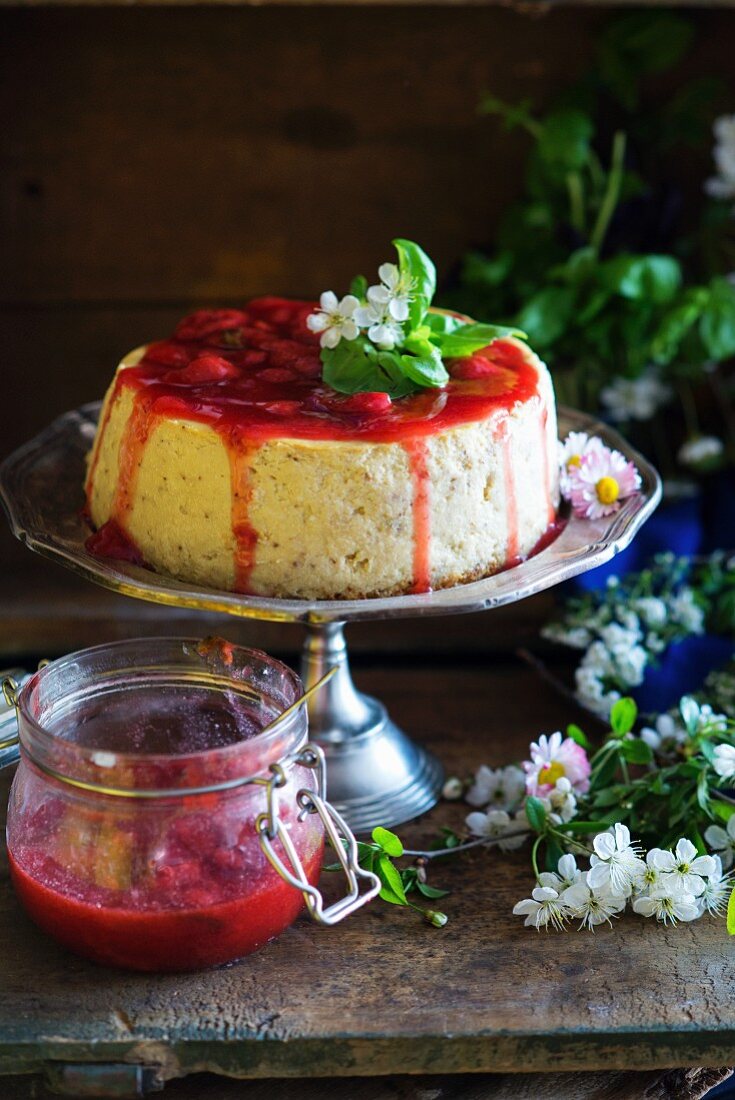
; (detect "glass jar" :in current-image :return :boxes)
[2,638,378,972]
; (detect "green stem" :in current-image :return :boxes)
[590,131,627,255]
[531,834,543,880]
[566,173,586,234]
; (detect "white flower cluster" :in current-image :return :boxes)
[464,763,529,850]
[599,368,672,424]
[514,826,729,931]
[463,764,581,850]
[543,570,706,720]
[307,263,416,351]
[705,115,735,206]
[641,696,728,760]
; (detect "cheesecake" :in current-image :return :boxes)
[85,297,559,600]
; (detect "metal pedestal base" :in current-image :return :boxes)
[300,621,443,833]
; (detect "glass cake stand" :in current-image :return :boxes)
[0,403,661,831]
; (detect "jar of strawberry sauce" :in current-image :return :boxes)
[1,638,379,971]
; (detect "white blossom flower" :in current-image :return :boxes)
[568,446,642,520]
[539,853,583,894]
[632,597,668,629]
[705,115,735,203]
[364,262,416,322]
[668,591,705,635]
[548,776,578,823]
[632,848,676,897]
[354,291,405,350]
[647,839,715,897]
[640,712,686,758]
[465,764,526,811]
[587,824,645,897]
[599,370,672,423]
[562,880,626,930]
[678,435,725,470]
[632,885,700,924]
[465,808,527,851]
[513,885,568,930]
[704,815,735,870]
[695,856,732,917]
[306,292,360,349]
[713,743,735,781]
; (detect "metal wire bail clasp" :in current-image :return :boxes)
[256,743,381,926]
[0,673,21,771]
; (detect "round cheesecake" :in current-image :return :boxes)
[85,298,559,600]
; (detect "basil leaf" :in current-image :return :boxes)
[439,322,525,359]
[600,254,682,304]
[700,277,735,360]
[516,286,575,349]
[538,109,594,175]
[321,338,417,399]
[400,347,449,388]
[425,312,465,337]
[349,274,368,301]
[393,238,436,329]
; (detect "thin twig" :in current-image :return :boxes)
[403,829,531,860]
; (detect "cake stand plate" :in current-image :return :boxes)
[0,404,661,830]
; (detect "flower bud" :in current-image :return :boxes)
[442,776,464,801]
[423,909,448,928]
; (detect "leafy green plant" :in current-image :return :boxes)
[445,12,735,471]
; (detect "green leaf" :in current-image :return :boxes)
[372,826,404,858]
[651,288,709,365]
[416,882,450,900]
[610,698,638,736]
[556,820,608,835]
[545,836,565,872]
[700,277,735,361]
[377,854,408,905]
[437,322,525,359]
[712,798,735,823]
[515,286,575,349]
[393,238,436,330]
[525,796,548,833]
[399,345,449,388]
[697,769,711,813]
[321,337,417,399]
[566,723,591,749]
[599,254,682,304]
[620,738,654,765]
[349,274,368,301]
[727,887,735,935]
[598,13,694,110]
[537,109,594,174]
[425,312,466,337]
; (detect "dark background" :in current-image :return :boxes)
[1,3,733,649]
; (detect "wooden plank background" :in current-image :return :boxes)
[1,5,733,582]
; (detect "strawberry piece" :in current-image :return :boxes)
[172,355,240,383]
[342,392,393,415]
[265,400,302,417]
[174,310,249,341]
[449,355,499,380]
[257,367,297,383]
[144,341,190,368]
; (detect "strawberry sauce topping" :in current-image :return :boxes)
[86,298,549,594]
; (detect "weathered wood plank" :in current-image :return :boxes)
[1,6,726,304]
[0,662,733,1082]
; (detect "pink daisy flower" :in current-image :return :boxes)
[557,432,605,499]
[568,445,641,520]
[523,732,591,797]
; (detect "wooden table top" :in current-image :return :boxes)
[1,653,734,1090]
